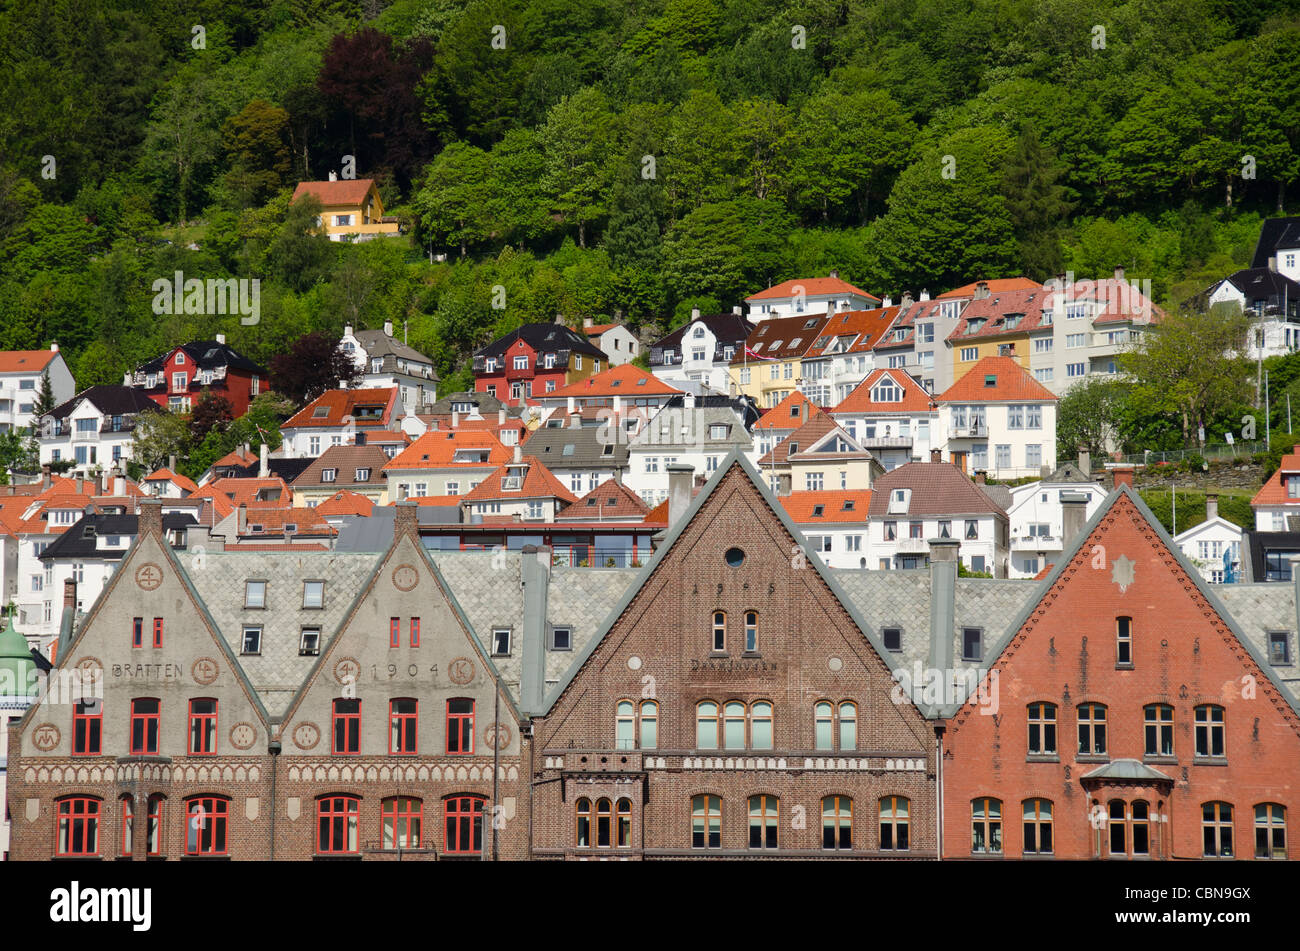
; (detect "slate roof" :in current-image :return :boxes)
[650,313,754,353]
[1213,582,1300,691]
[47,385,159,421]
[1218,267,1300,303]
[473,323,604,362]
[40,513,197,560]
[352,329,436,370]
[1251,216,1300,268]
[868,462,1008,518]
[137,341,265,374]
[424,391,510,416]
[516,423,629,470]
[628,406,755,452]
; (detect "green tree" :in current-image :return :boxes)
[662,198,793,305]
[221,99,291,209]
[1001,126,1074,280]
[414,142,496,257]
[132,410,194,473]
[540,88,615,247]
[1056,377,1126,461]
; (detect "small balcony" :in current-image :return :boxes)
[859,436,913,450]
[949,423,988,439]
[1012,534,1059,551]
[890,536,931,553]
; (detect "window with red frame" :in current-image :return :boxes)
[56,797,101,856]
[189,699,217,755]
[147,795,164,855]
[389,699,418,754]
[132,617,143,648]
[121,795,134,856]
[317,796,359,853]
[152,617,163,648]
[410,617,420,647]
[73,699,101,755]
[186,796,229,855]
[333,699,360,754]
[390,617,400,648]
[381,796,422,849]
[446,699,474,754]
[131,698,160,754]
[444,795,484,855]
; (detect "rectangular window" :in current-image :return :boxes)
[131,698,160,755]
[960,347,978,362]
[995,444,1011,469]
[152,617,163,648]
[241,626,261,654]
[244,580,266,608]
[186,797,229,855]
[303,581,324,609]
[1195,706,1225,758]
[389,699,418,755]
[300,628,321,655]
[550,626,572,651]
[73,700,102,756]
[390,617,400,648]
[1026,443,1042,469]
[492,629,511,655]
[333,699,361,754]
[189,699,217,755]
[1116,617,1133,666]
[1269,632,1291,665]
[961,628,982,662]
[447,699,475,754]
[1027,703,1056,755]
[410,617,420,647]
[132,617,143,648]
[1067,362,1086,377]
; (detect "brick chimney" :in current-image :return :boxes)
[974,470,986,484]
[930,448,942,463]
[394,499,418,539]
[64,577,77,613]
[138,497,163,539]
[41,464,51,491]
[1111,466,1135,489]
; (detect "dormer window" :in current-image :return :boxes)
[321,468,337,482]
[313,406,330,418]
[804,319,817,329]
[887,489,910,514]
[872,381,903,403]
[984,375,997,387]
[356,468,371,481]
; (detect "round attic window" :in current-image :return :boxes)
[725,547,746,567]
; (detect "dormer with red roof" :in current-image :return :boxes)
[292,176,399,242]
[279,387,402,458]
[461,452,577,522]
[934,357,1058,479]
[831,368,939,470]
[745,271,880,322]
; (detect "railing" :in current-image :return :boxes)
[859,437,913,449]
[1109,441,1266,466]
[950,424,988,438]
[1012,534,1059,550]
[551,547,644,568]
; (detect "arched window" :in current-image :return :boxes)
[1027,702,1056,755]
[814,702,833,750]
[615,700,635,749]
[748,795,779,849]
[744,612,758,652]
[186,796,230,855]
[1144,704,1173,756]
[120,795,134,856]
[381,796,423,849]
[1108,799,1128,856]
[575,798,591,847]
[1195,705,1225,758]
[639,701,658,750]
[445,795,485,855]
[691,795,721,849]
[712,612,726,652]
[146,795,164,856]
[596,799,612,847]
[317,795,360,854]
[838,702,857,750]
[56,796,101,856]
[1255,803,1286,859]
[1116,616,1133,666]
[1202,802,1233,857]
[880,796,909,851]
[1023,799,1052,854]
[971,797,1002,854]
[617,799,632,847]
[696,701,718,750]
[723,701,746,750]
[1077,703,1107,755]
[822,795,852,850]
[750,701,773,750]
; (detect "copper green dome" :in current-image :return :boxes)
[0,611,36,698]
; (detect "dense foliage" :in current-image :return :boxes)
[1,0,1297,418]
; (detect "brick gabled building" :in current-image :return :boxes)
[529,454,937,859]
[941,485,1300,860]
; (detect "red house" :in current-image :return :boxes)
[128,335,267,416]
[941,482,1300,860]
[472,322,605,407]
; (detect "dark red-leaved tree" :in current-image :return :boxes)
[270,333,363,406]
[189,390,235,443]
[317,27,435,190]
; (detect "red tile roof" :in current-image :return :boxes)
[758,391,824,428]
[462,456,577,503]
[733,313,834,364]
[383,431,509,470]
[583,323,621,336]
[558,479,650,521]
[935,357,1057,403]
[779,490,873,523]
[946,287,1052,343]
[546,364,682,399]
[191,477,293,510]
[239,507,337,536]
[758,415,841,466]
[1252,452,1300,506]
[937,277,1041,299]
[313,490,375,517]
[404,495,463,507]
[291,178,377,207]
[0,349,59,373]
[143,468,199,493]
[212,448,258,469]
[832,369,935,414]
[746,277,879,302]
[283,388,399,429]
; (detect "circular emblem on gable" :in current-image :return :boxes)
[448,657,476,685]
[135,563,164,590]
[292,721,321,750]
[32,724,60,751]
[191,657,220,686]
[75,656,103,681]
[828,656,844,672]
[334,656,361,685]
[626,656,642,671]
[484,722,512,750]
[229,722,257,750]
[392,564,419,592]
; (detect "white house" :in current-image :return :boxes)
[649,310,754,394]
[279,387,403,459]
[340,322,438,416]
[934,356,1058,480]
[625,405,756,505]
[1173,496,1243,584]
[1004,460,1108,578]
[745,272,880,322]
[1251,448,1300,530]
[831,368,938,471]
[0,345,75,435]
[779,490,874,569]
[37,385,160,475]
[582,319,641,367]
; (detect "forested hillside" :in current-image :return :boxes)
[1,0,1297,398]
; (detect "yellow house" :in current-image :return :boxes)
[728,313,833,408]
[945,284,1044,383]
[291,177,400,242]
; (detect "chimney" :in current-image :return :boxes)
[237,503,248,535]
[138,498,163,538]
[1206,493,1219,521]
[75,475,84,495]
[583,317,593,329]
[1113,266,1125,283]
[900,291,914,308]
[328,171,337,181]
[169,454,177,473]
[829,269,839,279]
[259,443,269,478]
[930,448,942,463]
[801,400,809,422]
[1060,491,1088,546]
[452,410,460,428]
[50,341,59,353]
[384,320,394,337]
[186,524,223,552]
[394,499,418,540]
[113,467,125,497]
[927,538,960,677]
[41,464,51,491]
[919,289,930,302]
[974,470,986,485]
[882,295,892,307]
[569,411,581,429]
[732,305,742,315]
[344,324,353,338]
[1077,449,1091,475]
[974,281,990,300]
[1111,466,1134,489]
[1268,255,1278,273]
[691,307,701,320]
[520,545,551,714]
[566,396,576,414]
[498,408,506,425]
[777,473,792,496]
[355,431,366,446]
[555,312,566,325]
[513,444,522,464]
[215,333,226,345]
[684,393,695,409]
[242,442,251,459]
[64,577,77,613]
[667,463,695,527]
